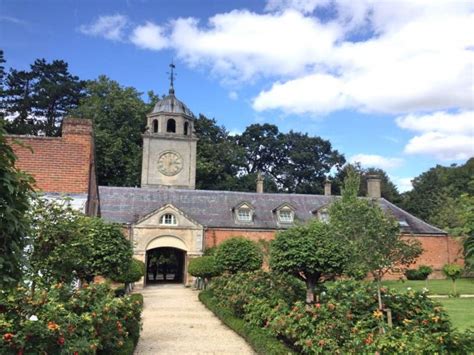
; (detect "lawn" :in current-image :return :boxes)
[382,278,474,295]
[437,298,474,331]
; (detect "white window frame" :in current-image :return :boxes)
[160,213,177,226]
[278,209,294,223]
[237,208,252,222]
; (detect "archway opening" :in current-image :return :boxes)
[146,247,185,284]
[166,119,176,133]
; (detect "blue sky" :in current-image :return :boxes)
[2,0,473,191]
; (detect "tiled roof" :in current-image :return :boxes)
[98,186,446,235]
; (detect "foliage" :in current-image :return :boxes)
[188,256,222,279]
[465,234,474,271]
[209,271,305,317]
[112,259,145,285]
[400,158,474,227]
[333,163,401,203]
[405,265,433,280]
[442,263,464,295]
[270,220,349,303]
[29,198,133,285]
[0,283,142,354]
[215,237,263,274]
[199,290,295,355]
[236,124,345,194]
[71,76,156,186]
[0,122,35,289]
[3,58,85,136]
[330,170,422,284]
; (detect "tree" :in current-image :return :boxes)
[330,170,422,309]
[442,263,464,295]
[270,220,349,303]
[332,163,401,203]
[29,198,133,286]
[71,76,154,186]
[0,49,6,118]
[4,59,85,136]
[112,258,145,293]
[0,121,35,289]
[215,237,263,274]
[188,256,222,289]
[194,114,246,190]
[236,124,345,194]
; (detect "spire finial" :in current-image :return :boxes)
[168,60,176,95]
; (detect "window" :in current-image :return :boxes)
[152,119,158,133]
[184,122,189,135]
[318,209,329,223]
[398,220,409,227]
[160,213,177,225]
[278,209,294,223]
[237,208,252,222]
[166,119,176,133]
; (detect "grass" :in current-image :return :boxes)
[199,290,295,355]
[437,298,474,331]
[382,278,474,295]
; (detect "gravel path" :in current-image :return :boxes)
[134,284,255,355]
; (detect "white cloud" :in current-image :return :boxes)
[228,91,238,100]
[393,177,413,193]
[349,154,404,170]
[79,14,128,41]
[396,111,474,160]
[264,0,328,14]
[130,22,169,50]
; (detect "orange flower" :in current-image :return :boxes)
[431,316,440,323]
[3,333,14,342]
[327,303,335,311]
[318,340,326,347]
[305,339,313,347]
[47,321,60,331]
[422,319,429,325]
[372,310,383,319]
[364,334,374,345]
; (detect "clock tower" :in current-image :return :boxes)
[141,64,197,189]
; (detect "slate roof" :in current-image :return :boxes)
[151,93,195,118]
[98,186,446,235]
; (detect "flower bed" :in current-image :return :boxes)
[206,272,474,354]
[0,283,143,354]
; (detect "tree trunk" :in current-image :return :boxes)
[305,279,315,304]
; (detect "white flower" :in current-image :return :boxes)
[422,288,429,293]
[29,315,38,321]
[407,287,412,291]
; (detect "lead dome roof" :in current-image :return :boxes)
[151,93,195,118]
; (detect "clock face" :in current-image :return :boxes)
[157,151,183,176]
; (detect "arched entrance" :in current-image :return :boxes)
[145,236,188,285]
[146,247,185,284]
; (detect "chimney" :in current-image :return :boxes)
[256,172,264,193]
[367,175,381,198]
[62,118,93,138]
[324,180,332,196]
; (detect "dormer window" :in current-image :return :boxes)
[234,202,254,223]
[318,209,329,223]
[160,213,177,225]
[237,208,252,222]
[278,209,294,223]
[399,220,409,227]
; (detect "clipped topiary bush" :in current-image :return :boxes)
[112,258,145,284]
[188,256,222,279]
[405,265,433,280]
[442,263,464,295]
[215,237,263,274]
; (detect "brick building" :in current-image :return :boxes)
[7,118,99,216]
[96,81,463,286]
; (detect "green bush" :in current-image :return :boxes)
[209,270,305,317]
[0,283,143,354]
[199,290,294,355]
[443,263,464,296]
[215,237,263,274]
[405,265,433,280]
[112,258,145,284]
[188,256,222,279]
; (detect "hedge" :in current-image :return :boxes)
[199,290,294,355]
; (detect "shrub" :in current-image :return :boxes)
[209,270,305,318]
[112,259,145,287]
[215,237,263,274]
[188,256,222,279]
[405,265,433,280]
[0,283,143,354]
[442,263,464,295]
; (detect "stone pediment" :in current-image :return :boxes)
[135,204,202,229]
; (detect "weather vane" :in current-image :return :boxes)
[167,60,177,94]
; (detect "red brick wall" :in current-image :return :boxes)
[7,118,93,194]
[205,228,464,280]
